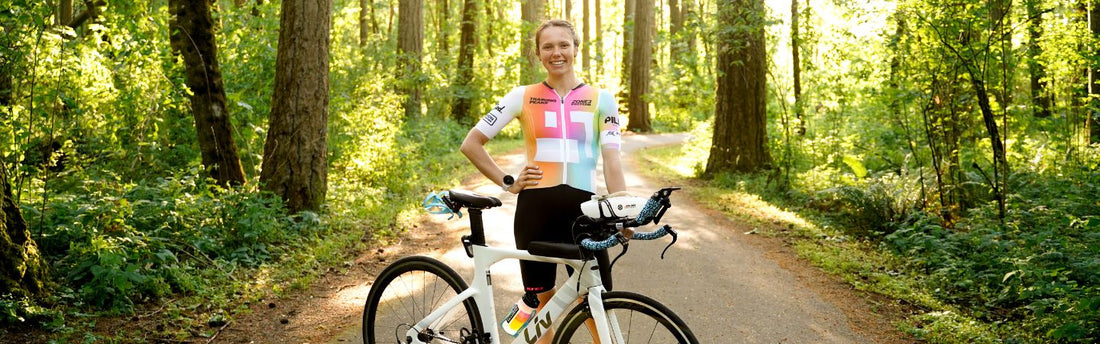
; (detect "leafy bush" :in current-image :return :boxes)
[885,171,1100,343]
[26,171,304,313]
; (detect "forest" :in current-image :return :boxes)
[1,0,1098,343]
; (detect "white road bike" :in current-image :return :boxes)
[361,187,698,344]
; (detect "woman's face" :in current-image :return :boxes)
[538,26,577,78]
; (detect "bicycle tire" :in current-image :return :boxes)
[362,256,484,344]
[553,291,698,344]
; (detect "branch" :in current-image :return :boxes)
[67,0,106,28]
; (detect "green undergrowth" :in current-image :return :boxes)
[3,118,521,342]
[634,140,1100,343]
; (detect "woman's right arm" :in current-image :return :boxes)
[461,129,541,194]
[460,129,506,188]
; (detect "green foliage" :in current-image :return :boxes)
[24,171,305,313]
[886,170,1100,343]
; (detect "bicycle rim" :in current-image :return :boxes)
[553,291,698,344]
[362,256,483,344]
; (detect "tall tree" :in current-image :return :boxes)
[595,0,602,79]
[620,0,635,104]
[360,0,375,46]
[706,0,771,174]
[627,0,654,132]
[260,0,332,213]
[669,0,682,63]
[791,0,804,133]
[522,0,544,84]
[582,0,590,79]
[1026,0,1052,117]
[0,164,48,298]
[58,0,73,26]
[169,0,247,187]
[1090,0,1100,143]
[435,0,450,54]
[397,0,423,117]
[452,0,477,123]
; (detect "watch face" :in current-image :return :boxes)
[503,175,515,186]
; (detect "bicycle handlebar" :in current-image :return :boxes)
[579,224,674,249]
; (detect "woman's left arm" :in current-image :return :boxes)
[602,148,626,194]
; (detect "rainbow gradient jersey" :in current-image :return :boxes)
[474,82,622,193]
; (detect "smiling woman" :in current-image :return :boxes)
[459,18,629,328]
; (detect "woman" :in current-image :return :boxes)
[459,19,626,325]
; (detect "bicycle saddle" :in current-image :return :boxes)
[446,189,502,209]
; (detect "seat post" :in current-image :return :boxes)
[467,208,486,246]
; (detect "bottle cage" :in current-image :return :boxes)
[423,191,462,219]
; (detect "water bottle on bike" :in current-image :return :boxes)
[501,291,540,336]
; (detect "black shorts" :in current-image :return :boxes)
[514,185,613,293]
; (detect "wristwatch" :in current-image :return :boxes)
[502,175,515,192]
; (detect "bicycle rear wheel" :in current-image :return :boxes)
[362,256,484,344]
[553,291,698,344]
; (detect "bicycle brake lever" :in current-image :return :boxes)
[660,225,677,259]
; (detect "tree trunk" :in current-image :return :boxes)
[58,0,73,26]
[68,0,106,29]
[595,0,602,79]
[706,0,771,174]
[397,0,423,117]
[260,0,332,213]
[452,0,477,123]
[669,0,682,65]
[620,0,635,105]
[1090,1,1100,143]
[436,0,449,54]
[968,73,1008,219]
[169,0,247,187]
[791,0,803,134]
[360,0,369,45]
[582,0,590,79]
[627,0,653,132]
[566,0,572,20]
[0,164,48,298]
[1026,0,1052,117]
[522,0,544,84]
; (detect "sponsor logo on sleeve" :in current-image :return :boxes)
[603,116,620,125]
[483,113,498,126]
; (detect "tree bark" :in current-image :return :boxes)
[620,0,635,104]
[582,0,590,79]
[58,0,73,26]
[1,164,48,298]
[453,0,477,123]
[627,0,653,132]
[260,0,332,213]
[791,0,803,134]
[436,0,449,54]
[169,0,247,187]
[397,0,423,117]
[68,0,106,29]
[595,0,602,79]
[1026,0,1052,117]
[522,0,544,84]
[706,0,771,174]
[1090,1,1100,143]
[365,0,374,44]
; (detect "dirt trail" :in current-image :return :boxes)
[214,133,911,343]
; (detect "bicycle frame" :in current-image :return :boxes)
[404,243,621,344]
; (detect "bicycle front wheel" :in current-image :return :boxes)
[362,256,483,344]
[553,291,698,344]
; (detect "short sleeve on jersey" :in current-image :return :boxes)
[598,89,622,149]
[474,86,525,139]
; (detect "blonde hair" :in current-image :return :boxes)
[534,19,580,51]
